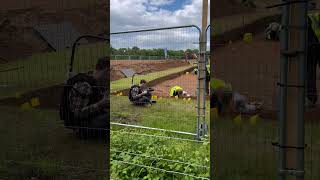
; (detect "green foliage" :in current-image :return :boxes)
[111,129,209,179]
[110,47,199,59]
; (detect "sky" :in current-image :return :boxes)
[110,0,210,50]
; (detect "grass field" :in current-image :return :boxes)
[0,106,108,180]
[0,43,109,99]
[110,95,210,133]
[0,98,319,179]
[110,95,210,179]
[213,109,320,180]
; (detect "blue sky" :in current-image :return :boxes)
[110,0,210,50]
[154,0,189,11]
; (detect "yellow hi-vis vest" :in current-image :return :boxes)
[170,86,183,97]
[309,13,320,40]
[210,78,232,92]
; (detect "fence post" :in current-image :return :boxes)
[278,1,307,180]
[196,0,208,140]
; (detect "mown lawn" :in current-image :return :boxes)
[0,43,109,99]
[212,108,320,180]
[0,106,108,180]
[110,95,210,133]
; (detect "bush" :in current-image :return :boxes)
[111,129,209,179]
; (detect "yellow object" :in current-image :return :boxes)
[183,98,186,101]
[211,108,219,120]
[170,86,183,97]
[30,97,40,107]
[211,78,232,91]
[249,115,259,125]
[20,102,31,110]
[152,95,158,100]
[187,98,192,102]
[119,92,123,96]
[15,92,21,99]
[175,96,179,100]
[243,33,253,43]
[233,115,242,125]
[186,72,189,75]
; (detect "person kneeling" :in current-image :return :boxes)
[169,86,191,98]
[129,79,156,105]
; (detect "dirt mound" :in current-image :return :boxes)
[212,13,281,46]
[152,73,198,98]
[212,0,256,18]
[212,33,280,109]
[110,60,190,81]
[0,1,109,62]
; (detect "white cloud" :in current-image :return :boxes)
[111,0,210,50]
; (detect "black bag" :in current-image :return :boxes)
[59,73,103,129]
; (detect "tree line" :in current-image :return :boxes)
[111,46,200,58]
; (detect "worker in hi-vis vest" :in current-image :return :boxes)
[210,78,263,115]
[210,78,233,115]
[169,86,191,98]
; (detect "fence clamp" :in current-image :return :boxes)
[278,169,305,177]
[271,142,307,149]
[276,82,305,88]
[281,50,305,57]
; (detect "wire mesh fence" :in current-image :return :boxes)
[211,11,320,179]
[0,32,110,179]
[110,25,210,179]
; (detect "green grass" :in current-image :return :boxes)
[0,43,109,99]
[110,95,210,133]
[213,109,320,180]
[110,95,210,179]
[0,106,108,179]
[110,65,193,92]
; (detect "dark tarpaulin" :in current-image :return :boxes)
[34,22,88,51]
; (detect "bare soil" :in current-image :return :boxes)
[212,0,256,18]
[0,1,109,62]
[110,60,190,81]
[152,73,197,98]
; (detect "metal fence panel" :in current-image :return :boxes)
[0,33,110,180]
[211,11,320,180]
[110,25,210,179]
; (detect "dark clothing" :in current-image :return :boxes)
[307,17,320,104]
[206,68,210,94]
[130,85,152,105]
[69,80,108,129]
[211,92,222,115]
